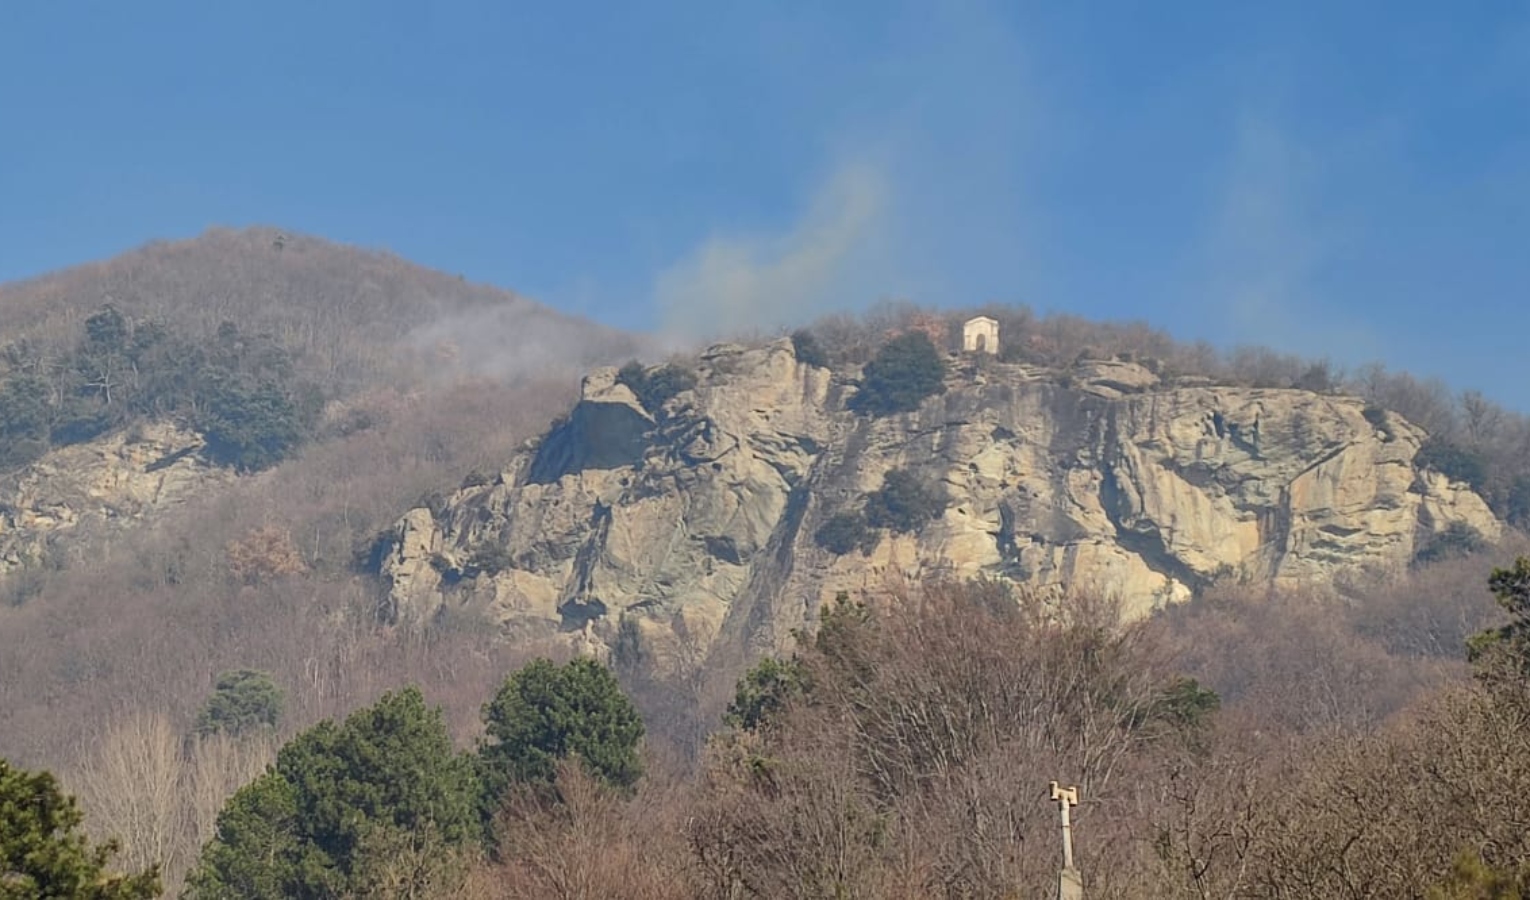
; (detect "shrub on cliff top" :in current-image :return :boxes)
[850,331,947,416]
[617,361,696,413]
[790,329,830,368]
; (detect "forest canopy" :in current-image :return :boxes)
[0,306,320,471]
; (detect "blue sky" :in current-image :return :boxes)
[2,2,1527,404]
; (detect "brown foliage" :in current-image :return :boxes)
[0,227,646,393]
[65,710,276,895]
[461,762,697,900]
[0,226,650,773]
[225,525,309,584]
[31,571,1530,900]
[7,242,1530,897]
[1172,682,1530,899]
[686,583,1185,899]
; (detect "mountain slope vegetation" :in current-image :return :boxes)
[0,227,638,391]
[0,230,644,769]
[4,236,1530,895]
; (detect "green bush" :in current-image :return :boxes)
[460,469,495,489]
[1427,849,1528,899]
[465,541,515,576]
[814,510,874,556]
[790,329,829,368]
[1416,437,1488,491]
[1414,522,1489,567]
[616,360,696,413]
[0,308,321,472]
[196,371,312,472]
[1506,476,1530,530]
[724,657,809,731]
[0,437,48,471]
[0,375,55,468]
[0,375,50,440]
[850,331,947,416]
[1139,676,1221,735]
[195,669,284,737]
[1471,557,1530,681]
[863,469,950,534]
[49,404,121,446]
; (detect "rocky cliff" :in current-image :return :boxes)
[0,422,233,577]
[379,339,1501,672]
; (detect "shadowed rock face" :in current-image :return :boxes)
[380,339,1501,673]
[526,373,654,485]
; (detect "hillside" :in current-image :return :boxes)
[4,242,1529,895]
[3,254,1524,768]
[0,228,652,574]
[0,226,640,391]
[0,230,645,766]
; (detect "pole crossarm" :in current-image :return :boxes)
[1049,781,1080,871]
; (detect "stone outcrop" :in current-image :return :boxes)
[379,339,1501,670]
[0,422,234,575]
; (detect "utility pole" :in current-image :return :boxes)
[1050,781,1084,900]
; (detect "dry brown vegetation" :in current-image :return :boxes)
[0,226,643,392]
[62,711,276,887]
[0,381,582,893]
[0,227,643,747]
[0,380,576,754]
[0,231,652,894]
[446,567,1529,899]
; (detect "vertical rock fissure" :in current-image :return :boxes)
[1098,408,1206,595]
[559,501,614,630]
[707,426,850,674]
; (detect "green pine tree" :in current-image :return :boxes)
[1469,556,1530,679]
[194,669,284,737]
[0,758,160,900]
[478,658,645,812]
[184,687,479,899]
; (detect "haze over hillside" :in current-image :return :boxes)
[0,226,647,390]
[0,231,655,764]
[3,233,1530,896]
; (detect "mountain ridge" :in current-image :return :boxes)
[377,335,1502,679]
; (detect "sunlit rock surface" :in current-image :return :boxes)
[381,340,1501,670]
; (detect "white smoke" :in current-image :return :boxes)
[654,164,888,340]
[1200,115,1380,361]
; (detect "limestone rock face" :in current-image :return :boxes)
[0,422,235,574]
[380,344,1501,667]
